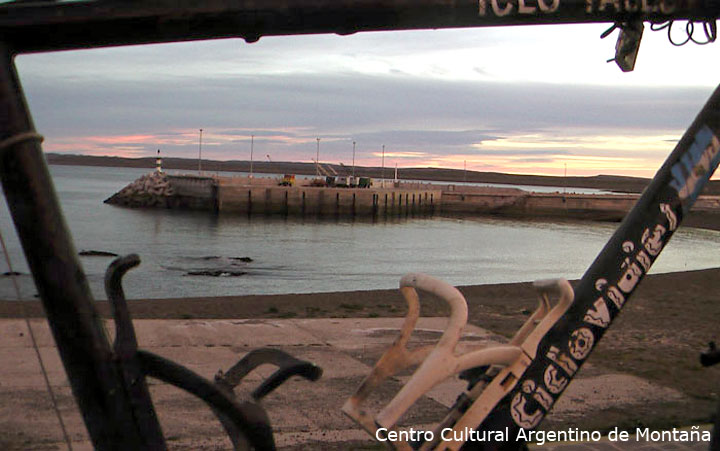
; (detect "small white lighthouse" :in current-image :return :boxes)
[155,149,163,173]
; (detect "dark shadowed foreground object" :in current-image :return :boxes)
[1,0,720,450]
[0,0,717,55]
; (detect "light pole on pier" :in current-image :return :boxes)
[352,141,356,178]
[198,128,203,175]
[250,134,254,181]
[316,137,321,177]
[381,144,385,188]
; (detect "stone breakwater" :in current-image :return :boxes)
[104,171,175,207]
[104,172,218,210]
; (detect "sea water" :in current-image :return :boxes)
[1,164,719,300]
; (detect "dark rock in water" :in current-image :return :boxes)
[201,256,221,260]
[79,250,119,257]
[185,270,247,277]
[231,257,253,262]
[2,271,22,276]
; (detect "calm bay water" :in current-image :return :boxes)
[1,165,719,300]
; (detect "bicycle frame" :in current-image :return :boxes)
[459,86,720,449]
[1,1,720,449]
[1,0,717,54]
[343,87,720,449]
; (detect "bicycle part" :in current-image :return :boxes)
[604,21,644,72]
[1,0,719,61]
[105,254,167,447]
[701,341,720,367]
[451,83,720,450]
[343,274,572,449]
[216,347,323,401]
[418,279,573,451]
[213,348,323,449]
[0,43,157,449]
[137,350,276,450]
[106,254,278,449]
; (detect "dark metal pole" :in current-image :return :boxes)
[250,134,254,180]
[198,128,203,175]
[1,0,718,54]
[0,43,164,449]
[469,83,720,448]
[381,144,385,187]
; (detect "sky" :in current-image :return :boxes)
[13,21,720,177]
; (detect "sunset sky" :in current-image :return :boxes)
[14,22,720,178]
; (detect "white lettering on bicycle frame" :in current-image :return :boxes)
[584,298,610,328]
[546,346,578,377]
[511,380,545,429]
[478,0,559,16]
[641,224,666,257]
[568,328,594,361]
[617,261,643,293]
[635,250,652,272]
[511,200,685,432]
[660,203,678,231]
[543,363,569,394]
[669,125,720,213]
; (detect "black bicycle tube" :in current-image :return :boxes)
[469,83,720,449]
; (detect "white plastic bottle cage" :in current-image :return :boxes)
[342,274,573,450]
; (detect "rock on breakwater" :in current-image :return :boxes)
[104,171,175,208]
[104,172,218,210]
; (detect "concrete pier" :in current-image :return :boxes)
[441,190,637,221]
[218,179,440,217]
[440,184,720,225]
[105,173,720,226]
[105,173,440,217]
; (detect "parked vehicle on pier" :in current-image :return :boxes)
[358,177,372,188]
[336,176,351,187]
[279,174,295,186]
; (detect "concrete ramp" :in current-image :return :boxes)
[0,318,693,449]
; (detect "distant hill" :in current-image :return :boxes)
[44,153,720,195]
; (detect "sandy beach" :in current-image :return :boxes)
[4,268,720,423]
[1,268,720,449]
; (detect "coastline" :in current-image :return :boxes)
[55,160,720,231]
[5,267,719,395]
[45,153,720,195]
[3,268,720,439]
[2,267,716,321]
